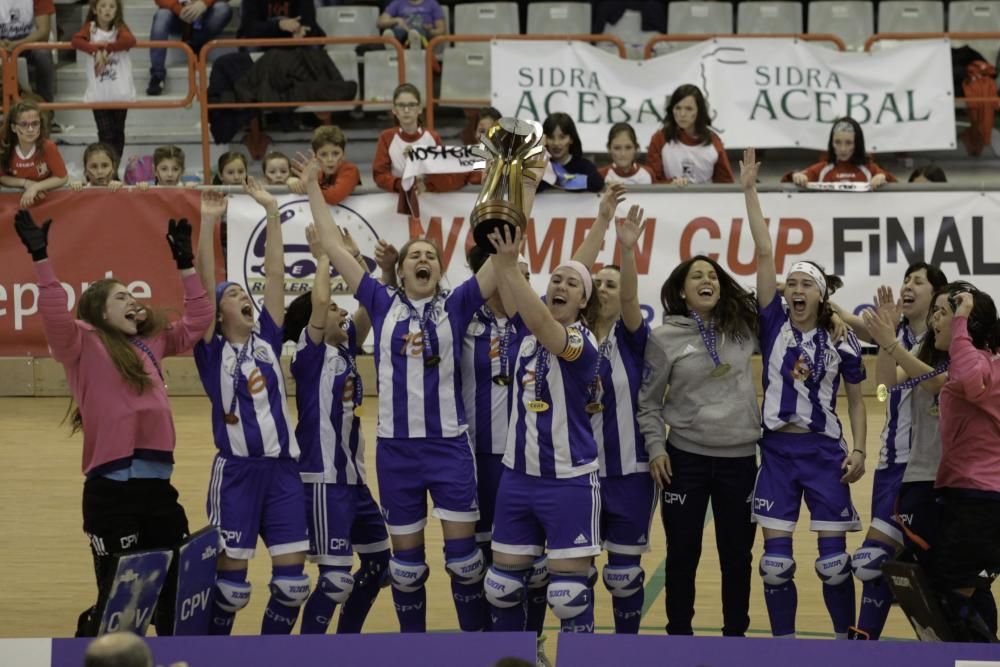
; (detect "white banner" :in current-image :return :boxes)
[491,38,956,153]
[226,190,1000,337]
[400,145,484,191]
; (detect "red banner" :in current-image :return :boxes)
[0,189,202,356]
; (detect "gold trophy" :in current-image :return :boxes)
[470,117,547,252]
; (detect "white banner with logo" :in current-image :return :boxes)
[491,38,956,153]
[226,190,1000,335]
[400,145,484,191]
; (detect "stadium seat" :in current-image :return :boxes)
[453,2,520,54]
[737,2,804,34]
[527,2,592,35]
[872,1,945,51]
[316,5,380,51]
[653,1,733,54]
[948,1,1000,66]
[363,50,427,109]
[439,47,491,107]
[601,9,662,60]
[807,1,874,50]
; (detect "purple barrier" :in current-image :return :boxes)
[52,632,536,667]
[557,633,1000,667]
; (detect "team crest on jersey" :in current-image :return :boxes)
[391,304,410,322]
[37,162,50,178]
[329,355,348,376]
[520,338,537,357]
[253,345,272,363]
[467,320,487,337]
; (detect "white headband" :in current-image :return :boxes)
[787,262,827,297]
[556,260,593,300]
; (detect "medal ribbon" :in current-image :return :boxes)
[791,326,828,385]
[533,344,550,406]
[339,343,364,409]
[888,362,949,396]
[690,311,724,369]
[129,336,164,382]
[400,292,441,364]
[227,335,253,420]
[587,324,615,406]
[481,306,513,380]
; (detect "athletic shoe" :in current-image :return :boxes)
[536,634,552,667]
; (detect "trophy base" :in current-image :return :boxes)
[471,202,526,254]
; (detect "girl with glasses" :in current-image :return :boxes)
[0,100,68,208]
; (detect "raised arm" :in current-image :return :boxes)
[615,204,647,333]
[948,293,995,401]
[740,148,776,307]
[572,183,625,268]
[489,227,569,355]
[195,190,227,343]
[296,154,367,293]
[305,224,330,345]
[243,177,286,326]
[862,306,943,393]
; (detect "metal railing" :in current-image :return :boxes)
[423,34,627,129]
[643,32,847,58]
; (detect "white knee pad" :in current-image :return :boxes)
[484,566,527,609]
[268,574,311,608]
[815,552,852,586]
[759,554,796,586]
[528,556,549,590]
[318,569,355,604]
[851,545,891,582]
[389,557,429,593]
[602,564,644,598]
[214,579,252,613]
[445,547,486,585]
[546,578,591,620]
[587,565,598,589]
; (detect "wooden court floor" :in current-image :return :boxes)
[1,395,988,643]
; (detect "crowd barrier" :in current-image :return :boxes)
[642,32,847,56]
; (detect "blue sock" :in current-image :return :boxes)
[762,537,797,637]
[526,556,548,635]
[855,539,894,640]
[299,565,350,635]
[391,546,427,633]
[607,553,644,634]
[487,565,529,632]
[262,564,308,635]
[209,569,248,636]
[549,572,594,633]
[818,536,855,637]
[337,551,389,634]
[444,537,487,632]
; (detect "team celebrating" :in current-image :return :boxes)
[13,124,1000,649]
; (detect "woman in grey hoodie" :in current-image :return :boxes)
[636,249,761,635]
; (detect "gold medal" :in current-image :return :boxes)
[527,400,550,413]
[876,384,888,402]
[585,402,604,414]
[710,363,731,378]
[928,405,940,417]
[353,405,364,417]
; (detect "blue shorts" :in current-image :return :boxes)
[375,435,479,535]
[601,473,657,555]
[207,454,310,560]
[304,482,391,567]
[870,462,906,543]
[491,467,602,560]
[475,453,505,543]
[752,431,861,533]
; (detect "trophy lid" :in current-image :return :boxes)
[498,117,542,138]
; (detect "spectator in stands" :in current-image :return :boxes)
[373,83,463,215]
[261,151,301,190]
[378,0,445,48]
[146,0,232,96]
[0,0,57,128]
[70,142,124,191]
[647,84,733,185]
[152,144,196,186]
[787,117,896,189]
[909,165,947,183]
[72,0,137,163]
[0,99,67,208]
[476,106,502,142]
[237,0,323,42]
[538,112,604,193]
[291,125,360,205]
[600,122,655,185]
[213,151,247,185]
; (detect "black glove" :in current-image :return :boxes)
[14,209,51,261]
[166,218,194,270]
